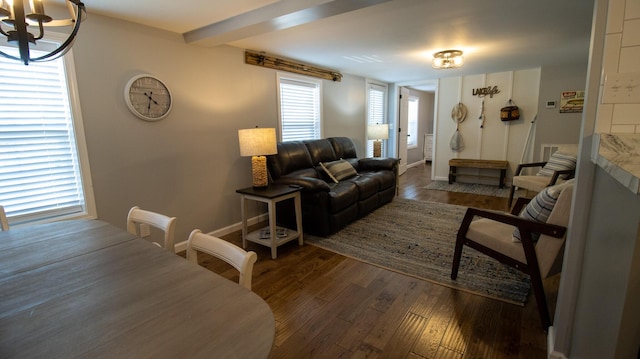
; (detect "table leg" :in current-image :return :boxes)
[240,196,248,249]
[449,166,456,184]
[268,200,277,259]
[294,193,303,246]
[499,169,506,189]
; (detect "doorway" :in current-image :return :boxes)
[395,81,437,176]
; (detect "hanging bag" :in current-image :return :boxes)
[500,99,520,121]
[449,102,467,151]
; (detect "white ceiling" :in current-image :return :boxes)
[74,0,595,87]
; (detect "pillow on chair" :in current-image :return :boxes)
[513,179,575,242]
[320,159,358,183]
[536,152,577,178]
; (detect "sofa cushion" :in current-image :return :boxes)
[320,159,358,183]
[268,141,313,180]
[327,182,358,212]
[304,139,337,165]
[328,137,358,159]
[361,170,396,190]
[349,175,379,199]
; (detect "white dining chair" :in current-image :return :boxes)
[186,229,258,290]
[0,205,9,231]
[127,206,177,253]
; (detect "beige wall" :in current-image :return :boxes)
[70,14,370,243]
[533,63,587,161]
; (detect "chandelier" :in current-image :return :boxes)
[432,50,464,70]
[0,0,86,65]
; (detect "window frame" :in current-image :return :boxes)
[276,72,323,142]
[0,32,96,227]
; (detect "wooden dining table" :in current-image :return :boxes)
[0,219,275,358]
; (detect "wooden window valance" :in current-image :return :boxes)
[245,50,342,82]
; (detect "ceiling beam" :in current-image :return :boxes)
[183,0,391,47]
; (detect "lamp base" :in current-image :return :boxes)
[251,155,269,188]
[373,140,382,158]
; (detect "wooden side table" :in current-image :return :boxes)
[236,185,303,259]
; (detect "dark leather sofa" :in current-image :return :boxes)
[267,137,399,237]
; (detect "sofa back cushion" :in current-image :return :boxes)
[267,141,314,180]
[304,139,337,165]
[328,137,358,159]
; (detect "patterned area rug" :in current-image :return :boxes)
[305,198,531,305]
[425,180,525,198]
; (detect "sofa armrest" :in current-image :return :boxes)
[358,157,400,172]
[272,176,331,192]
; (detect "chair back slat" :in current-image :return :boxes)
[126,206,177,253]
[0,205,8,231]
[186,229,257,290]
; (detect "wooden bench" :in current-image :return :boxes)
[449,158,509,188]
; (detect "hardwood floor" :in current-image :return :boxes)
[201,163,557,358]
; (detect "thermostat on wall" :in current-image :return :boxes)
[546,100,557,108]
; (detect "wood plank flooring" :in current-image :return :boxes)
[197,163,557,358]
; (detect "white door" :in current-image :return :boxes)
[397,87,410,175]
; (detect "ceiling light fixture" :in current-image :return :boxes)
[0,0,86,66]
[432,50,464,70]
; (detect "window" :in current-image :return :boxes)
[0,40,95,227]
[366,81,387,157]
[277,73,322,142]
[407,96,419,148]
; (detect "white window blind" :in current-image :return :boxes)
[367,82,387,157]
[407,96,419,148]
[0,49,87,226]
[277,74,321,142]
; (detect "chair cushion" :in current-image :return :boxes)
[467,219,527,264]
[513,179,574,242]
[320,159,358,183]
[512,175,557,193]
[536,152,577,178]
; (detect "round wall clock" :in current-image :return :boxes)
[124,74,173,121]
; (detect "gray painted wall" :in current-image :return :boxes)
[70,14,370,243]
[533,63,587,160]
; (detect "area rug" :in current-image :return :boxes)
[425,180,525,198]
[305,198,531,305]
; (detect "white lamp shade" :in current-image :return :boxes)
[238,128,277,156]
[367,124,389,140]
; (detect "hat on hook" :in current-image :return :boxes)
[451,102,468,123]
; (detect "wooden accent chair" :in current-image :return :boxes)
[452,181,575,330]
[508,145,578,208]
[127,206,177,253]
[0,205,8,231]
[186,229,258,290]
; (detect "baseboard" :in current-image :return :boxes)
[174,212,269,253]
[407,160,425,169]
[547,326,569,359]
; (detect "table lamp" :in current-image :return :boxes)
[238,127,278,188]
[367,123,389,157]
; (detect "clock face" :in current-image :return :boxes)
[125,75,172,121]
